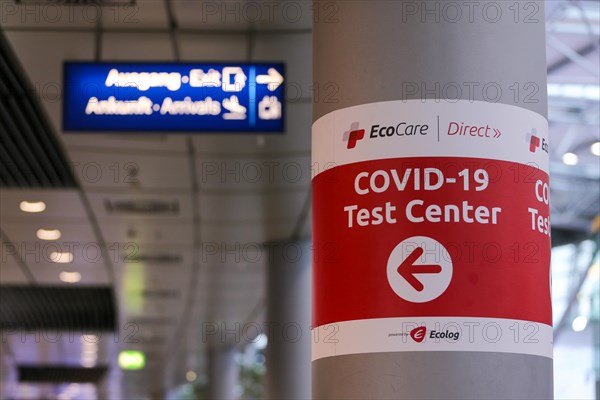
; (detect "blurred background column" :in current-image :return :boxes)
[0,348,17,400]
[207,346,239,400]
[265,241,311,399]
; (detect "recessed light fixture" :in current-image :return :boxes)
[51,252,74,264]
[36,229,62,241]
[80,359,96,368]
[59,271,81,283]
[592,141,600,157]
[186,370,197,382]
[19,201,46,213]
[562,152,579,166]
[81,337,98,367]
[572,315,588,332]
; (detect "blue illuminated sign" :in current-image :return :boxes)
[63,62,285,133]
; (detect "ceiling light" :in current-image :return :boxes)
[186,370,197,382]
[547,83,600,101]
[36,229,61,241]
[59,271,81,283]
[19,201,46,213]
[81,354,97,363]
[80,335,100,344]
[51,252,74,264]
[81,359,96,368]
[562,152,579,166]
[591,141,600,157]
[572,315,588,332]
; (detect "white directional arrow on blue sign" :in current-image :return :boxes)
[256,68,284,91]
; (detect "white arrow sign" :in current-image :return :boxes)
[256,68,284,91]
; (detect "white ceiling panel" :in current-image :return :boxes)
[101,0,169,29]
[117,264,194,288]
[65,134,188,153]
[68,150,192,191]
[0,249,30,284]
[97,220,194,247]
[173,0,250,31]
[85,191,193,222]
[199,219,294,243]
[115,263,196,317]
[253,32,312,100]
[207,258,265,276]
[119,300,186,321]
[3,31,95,138]
[252,0,313,31]
[179,33,248,61]
[101,32,174,60]
[116,318,178,344]
[0,0,98,29]
[192,101,311,153]
[111,246,195,268]
[173,0,313,31]
[0,265,29,284]
[196,154,311,191]
[198,188,308,222]
[120,297,188,318]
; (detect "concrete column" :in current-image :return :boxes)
[207,346,239,400]
[265,241,311,399]
[313,1,551,399]
[0,351,17,400]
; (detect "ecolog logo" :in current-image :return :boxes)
[410,326,426,343]
[409,326,461,343]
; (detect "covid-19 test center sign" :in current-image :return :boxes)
[63,62,285,133]
[312,100,552,360]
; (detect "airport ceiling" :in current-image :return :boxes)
[0,0,599,398]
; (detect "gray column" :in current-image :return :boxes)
[0,351,17,400]
[313,1,551,399]
[265,241,311,399]
[207,346,239,400]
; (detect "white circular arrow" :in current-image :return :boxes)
[387,236,453,303]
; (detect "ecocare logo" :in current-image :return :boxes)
[343,122,365,149]
[343,120,430,149]
[527,128,549,154]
